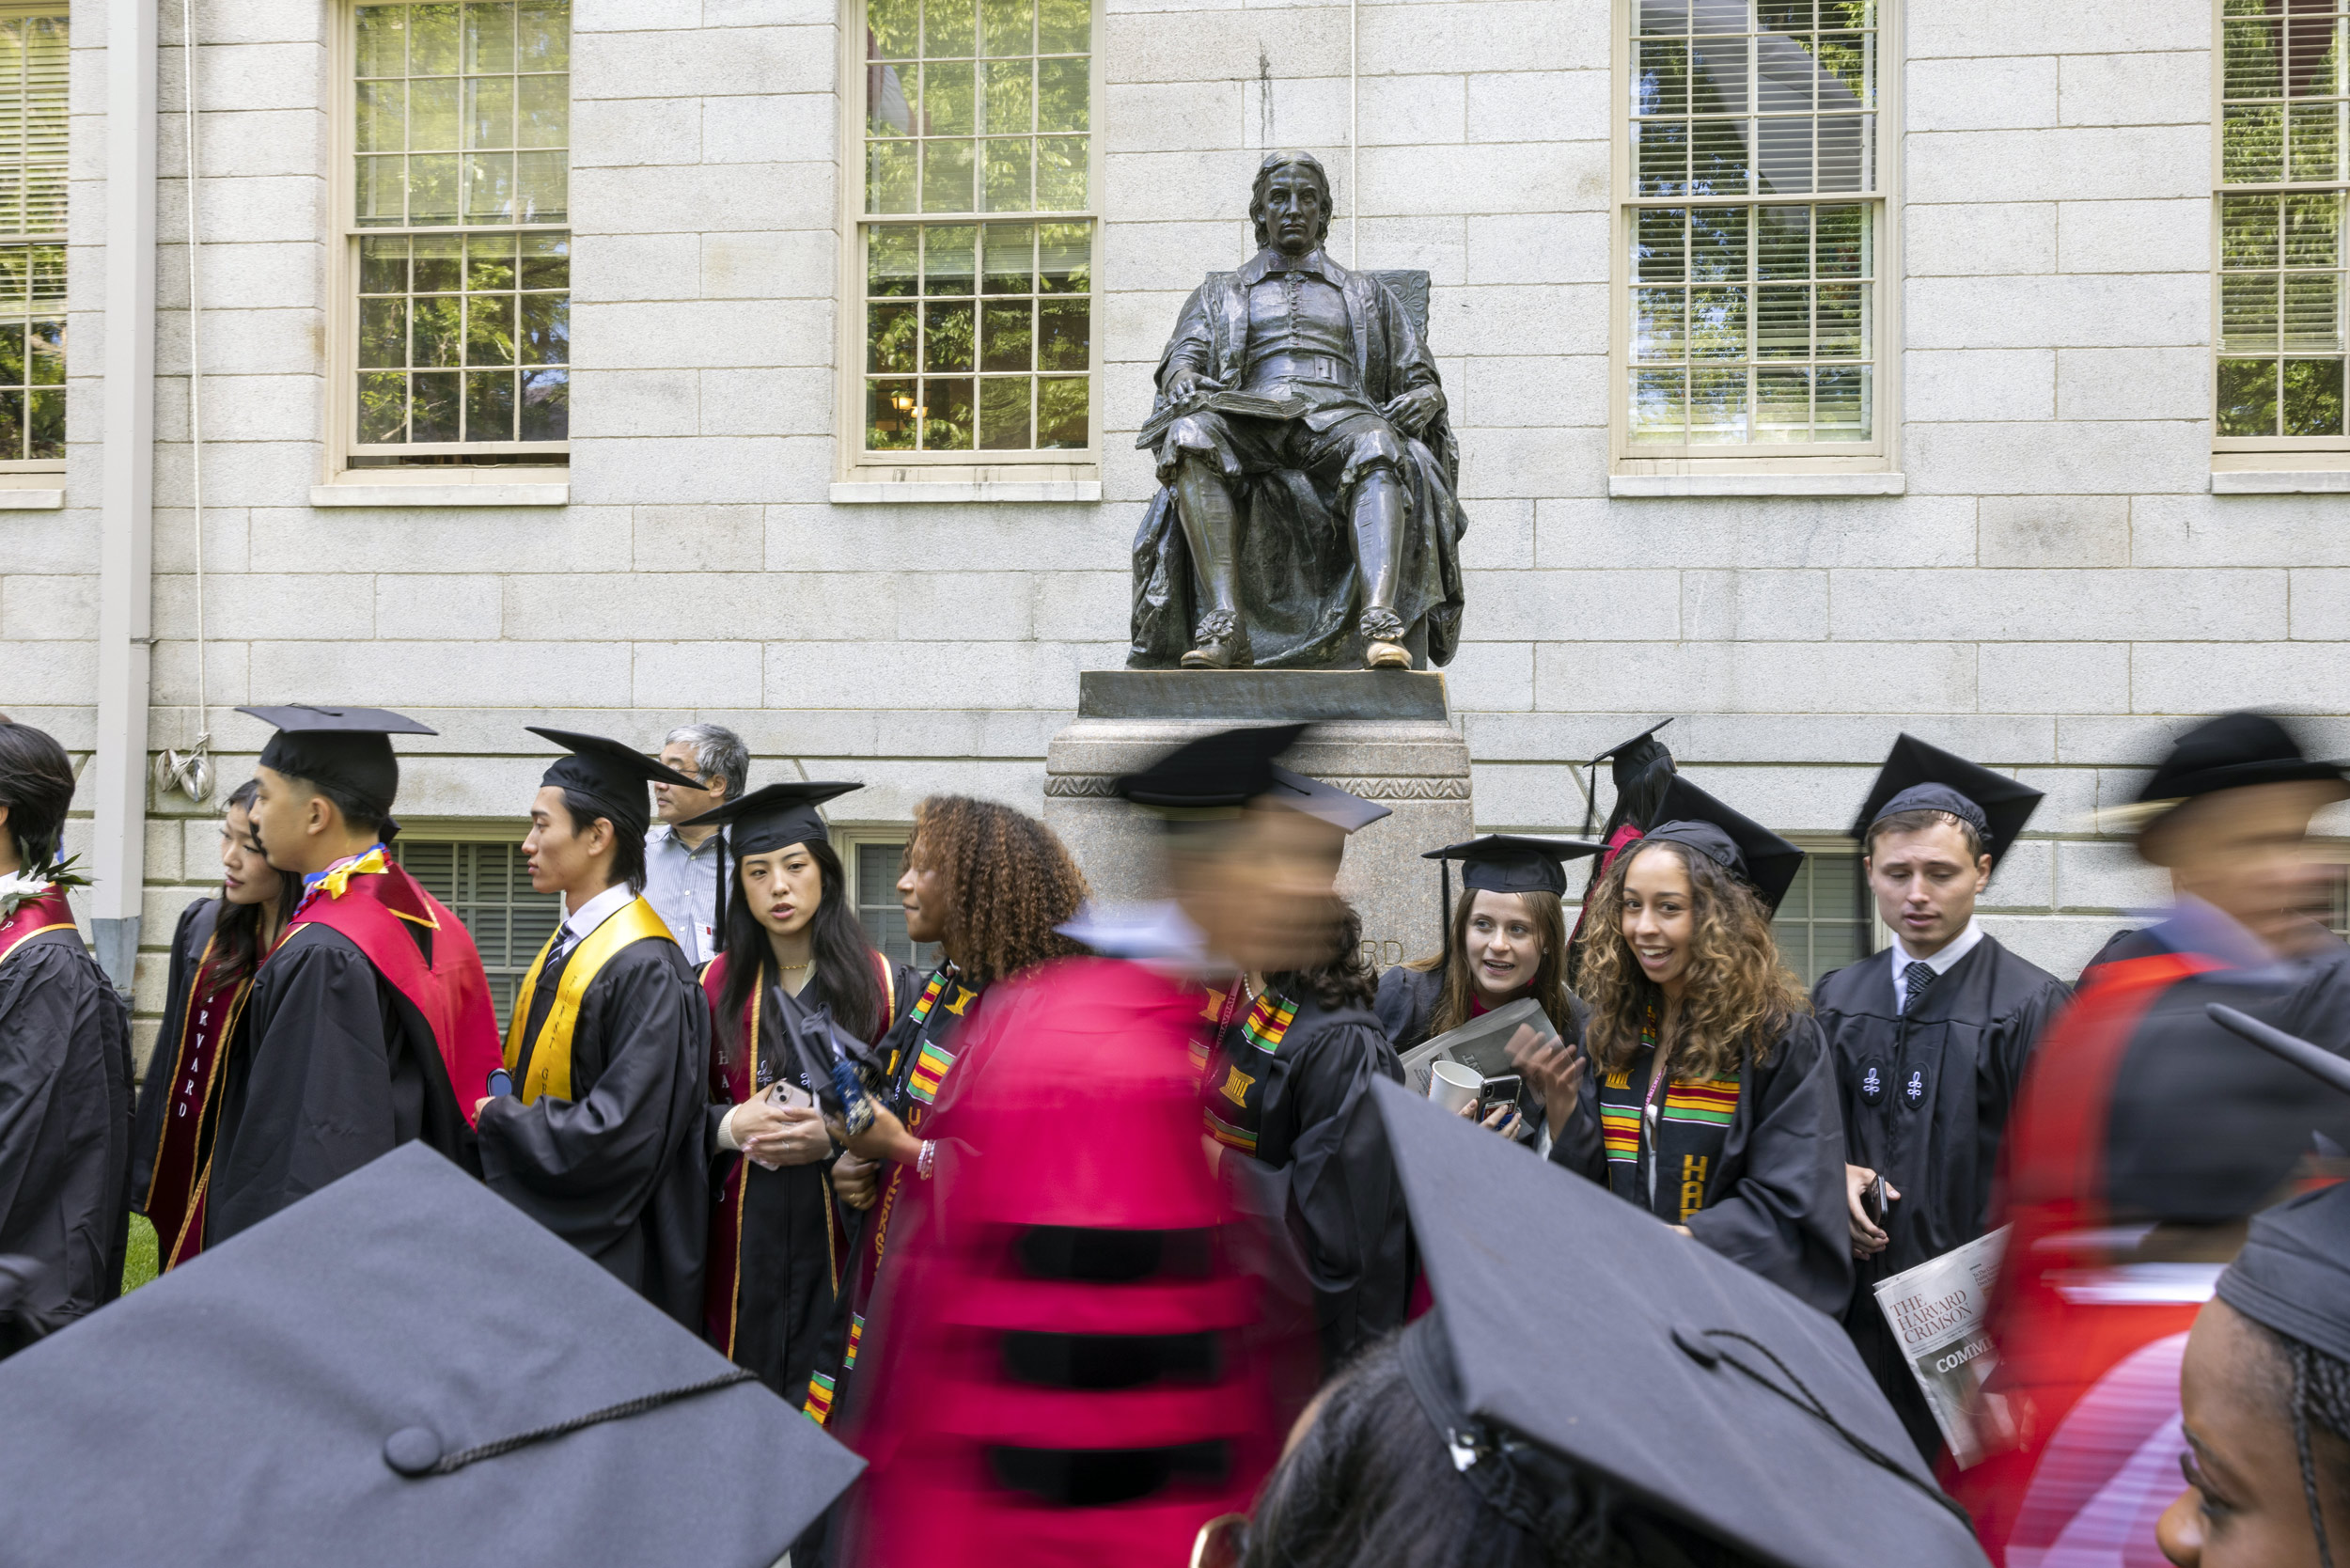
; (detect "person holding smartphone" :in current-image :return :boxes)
[682,781,917,1412]
[1516,777,1851,1316]
[1375,834,1599,1144]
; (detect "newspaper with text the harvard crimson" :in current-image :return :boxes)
[1870,1225,2011,1467]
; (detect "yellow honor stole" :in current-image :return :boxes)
[504,896,676,1104]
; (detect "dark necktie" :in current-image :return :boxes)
[1902,960,1936,1015]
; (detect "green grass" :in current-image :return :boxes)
[122,1213,158,1294]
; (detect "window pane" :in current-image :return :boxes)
[979,374,1031,447]
[868,377,917,448]
[0,20,69,454]
[1037,374,1087,447]
[519,229,567,288]
[464,368,515,439]
[922,376,974,448]
[1636,206,1687,280]
[985,59,1034,133]
[2217,357,2280,435]
[2283,356,2345,434]
[357,225,562,448]
[1037,297,1087,370]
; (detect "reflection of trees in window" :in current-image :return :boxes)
[0,13,67,462]
[1627,2,1877,448]
[861,0,1092,455]
[2217,0,2350,441]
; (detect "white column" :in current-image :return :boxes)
[90,0,157,988]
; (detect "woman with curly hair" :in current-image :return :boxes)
[807,794,1089,1430]
[1513,778,1850,1314]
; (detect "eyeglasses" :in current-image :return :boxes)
[1189,1513,1249,1568]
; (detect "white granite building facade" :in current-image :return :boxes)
[7,0,2344,1063]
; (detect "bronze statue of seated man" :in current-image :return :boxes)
[1128,151,1467,672]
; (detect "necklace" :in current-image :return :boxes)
[776,959,810,972]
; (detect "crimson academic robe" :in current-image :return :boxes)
[701,955,916,1409]
[129,898,250,1269]
[478,903,711,1328]
[1953,909,2350,1564]
[0,889,133,1352]
[1199,985,1411,1370]
[208,857,499,1247]
[1811,935,2068,1459]
[1551,1014,1852,1317]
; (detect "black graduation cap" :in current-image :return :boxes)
[1849,733,2044,869]
[1580,718,1677,839]
[238,704,435,815]
[682,781,866,935]
[1370,1079,1990,1568]
[1423,834,1606,897]
[2215,1180,2350,1372]
[2137,711,2349,812]
[525,727,700,845]
[0,1142,863,1568]
[1115,724,1390,834]
[1641,776,1806,916]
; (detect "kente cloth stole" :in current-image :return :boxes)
[1201,986,1293,1157]
[0,887,73,967]
[504,897,675,1104]
[803,1315,865,1427]
[143,933,255,1272]
[1595,1007,1741,1225]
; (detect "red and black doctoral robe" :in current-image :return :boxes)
[206,851,503,1246]
[129,899,258,1270]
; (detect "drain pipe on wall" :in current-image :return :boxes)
[91,0,160,991]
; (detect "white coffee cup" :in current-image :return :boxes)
[1429,1059,1480,1116]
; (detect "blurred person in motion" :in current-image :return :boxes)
[0,720,132,1353]
[1375,835,1601,1146]
[1811,736,2069,1463]
[131,778,303,1271]
[643,721,746,968]
[1117,724,1408,1372]
[1522,776,1852,1314]
[211,706,502,1244]
[2157,1180,2350,1568]
[810,796,1089,1432]
[685,781,916,1410]
[471,729,711,1326]
[834,921,1310,1567]
[1956,713,2350,1564]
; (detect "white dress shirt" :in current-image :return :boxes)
[642,823,727,966]
[556,880,637,960]
[1890,918,1985,1012]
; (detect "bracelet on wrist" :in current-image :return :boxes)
[916,1139,938,1181]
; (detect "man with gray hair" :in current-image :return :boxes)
[644,722,746,967]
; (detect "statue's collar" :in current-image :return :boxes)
[1239,246,1346,286]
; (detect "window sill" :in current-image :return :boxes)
[1608,471,1904,498]
[830,478,1101,504]
[311,472,570,508]
[2210,468,2350,494]
[0,487,63,509]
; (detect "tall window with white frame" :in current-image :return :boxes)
[0,9,65,467]
[1622,1,1883,455]
[348,1,569,466]
[2216,0,2348,447]
[858,0,1094,460]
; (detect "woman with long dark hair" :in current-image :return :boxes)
[131,779,302,1270]
[682,782,915,1410]
[1521,779,1850,1314]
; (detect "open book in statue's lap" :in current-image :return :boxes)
[1127,151,1468,673]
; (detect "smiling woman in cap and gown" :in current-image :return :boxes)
[1520,776,1852,1315]
[1808,735,2069,1462]
[1116,723,1412,1371]
[209,706,503,1246]
[0,719,133,1353]
[683,780,916,1411]
[470,729,713,1327]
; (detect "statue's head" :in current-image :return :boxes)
[1249,151,1333,257]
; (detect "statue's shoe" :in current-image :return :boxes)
[1181,614,1251,669]
[1360,608,1410,669]
[1364,639,1411,669]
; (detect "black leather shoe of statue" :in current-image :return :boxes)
[1181,610,1252,670]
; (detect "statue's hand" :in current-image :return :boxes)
[1164,367,1212,403]
[1382,384,1444,437]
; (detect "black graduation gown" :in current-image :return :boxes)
[478,933,711,1328]
[129,899,219,1210]
[1552,1014,1852,1316]
[1202,988,1410,1369]
[1811,935,2068,1456]
[208,921,475,1246]
[1371,963,1590,1142]
[0,923,133,1343]
[2075,926,2163,989]
[713,964,917,1406]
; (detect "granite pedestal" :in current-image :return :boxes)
[1042,670,1474,969]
